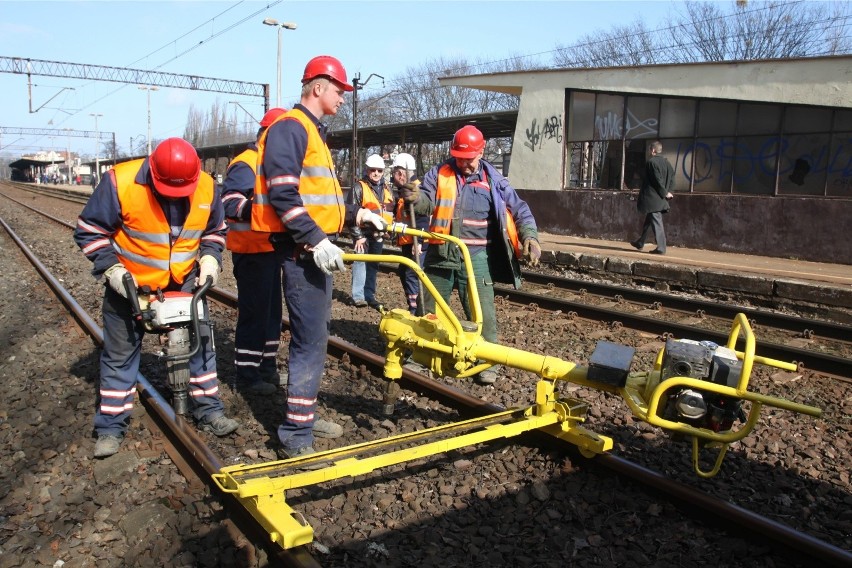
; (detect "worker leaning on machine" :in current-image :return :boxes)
[74,137,240,459]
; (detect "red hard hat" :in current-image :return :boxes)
[260,107,287,127]
[149,138,201,198]
[450,125,486,159]
[302,55,353,91]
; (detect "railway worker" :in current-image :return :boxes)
[221,107,288,396]
[390,152,429,315]
[251,55,388,460]
[74,137,240,459]
[346,153,394,309]
[399,125,542,384]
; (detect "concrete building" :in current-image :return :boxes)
[441,55,852,264]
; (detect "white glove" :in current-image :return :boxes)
[105,263,135,298]
[356,208,388,232]
[196,255,220,288]
[310,238,345,275]
[354,237,367,254]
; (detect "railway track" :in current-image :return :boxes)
[1,181,850,567]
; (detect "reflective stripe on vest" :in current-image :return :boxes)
[225,148,273,253]
[112,159,213,289]
[428,164,521,257]
[251,108,345,234]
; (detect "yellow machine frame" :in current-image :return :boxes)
[211,225,822,549]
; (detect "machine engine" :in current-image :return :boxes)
[659,338,745,432]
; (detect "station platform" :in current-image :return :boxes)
[534,232,852,318]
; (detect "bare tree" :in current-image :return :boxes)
[554,0,851,67]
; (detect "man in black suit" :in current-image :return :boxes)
[631,140,674,255]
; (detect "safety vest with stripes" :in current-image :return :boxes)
[111,159,214,289]
[224,148,273,254]
[251,108,345,234]
[358,179,394,223]
[428,164,521,257]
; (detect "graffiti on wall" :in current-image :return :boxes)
[595,109,659,141]
[675,136,852,185]
[524,115,562,152]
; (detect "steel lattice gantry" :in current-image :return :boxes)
[0,56,270,109]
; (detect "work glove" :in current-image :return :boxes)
[105,263,135,298]
[354,237,367,253]
[398,182,420,204]
[522,238,542,267]
[195,255,220,288]
[356,208,388,232]
[310,238,346,275]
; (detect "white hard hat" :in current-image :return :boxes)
[392,152,416,171]
[365,154,385,169]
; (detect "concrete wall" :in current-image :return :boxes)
[510,83,565,191]
[519,189,852,265]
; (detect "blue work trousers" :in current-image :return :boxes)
[232,251,282,385]
[350,238,383,304]
[96,286,224,437]
[397,242,428,315]
[275,243,332,452]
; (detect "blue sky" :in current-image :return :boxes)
[0,0,677,159]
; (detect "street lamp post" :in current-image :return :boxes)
[349,73,384,190]
[139,86,159,156]
[90,113,102,182]
[262,18,297,108]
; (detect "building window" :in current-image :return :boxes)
[564,90,845,197]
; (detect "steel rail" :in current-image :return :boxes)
[515,270,851,343]
[5,180,849,374]
[204,288,852,567]
[0,216,319,568]
[502,287,851,378]
[4,188,851,565]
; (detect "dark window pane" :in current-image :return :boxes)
[738,104,781,135]
[688,138,732,193]
[826,133,852,197]
[660,138,693,192]
[698,101,736,137]
[568,91,595,141]
[660,98,696,138]
[595,94,624,140]
[732,136,778,195]
[568,141,610,189]
[776,133,830,196]
[626,96,659,140]
[834,110,852,132]
[785,106,832,134]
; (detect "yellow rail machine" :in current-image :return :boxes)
[212,226,822,549]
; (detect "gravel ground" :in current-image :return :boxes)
[0,184,849,568]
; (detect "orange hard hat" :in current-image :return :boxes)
[302,55,353,92]
[149,138,201,198]
[450,125,486,159]
[260,107,287,127]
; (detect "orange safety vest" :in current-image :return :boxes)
[393,179,421,245]
[224,148,273,254]
[428,164,521,257]
[358,179,394,223]
[111,159,214,289]
[251,108,345,234]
